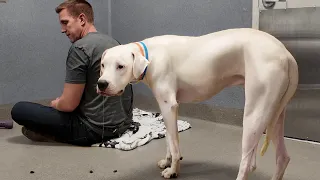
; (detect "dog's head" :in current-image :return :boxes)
[97,44,149,96]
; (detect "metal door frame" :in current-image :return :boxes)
[252,0,320,29]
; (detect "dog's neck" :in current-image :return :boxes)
[131,41,150,83]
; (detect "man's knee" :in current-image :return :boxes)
[11,101,31,125]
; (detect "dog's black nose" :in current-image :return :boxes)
[97,80,109,91]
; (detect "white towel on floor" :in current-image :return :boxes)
[91,108,192,151]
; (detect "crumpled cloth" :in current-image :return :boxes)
[92,108,192,151]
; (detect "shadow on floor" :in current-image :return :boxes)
[6,135,72,147]
[107,160,271,180]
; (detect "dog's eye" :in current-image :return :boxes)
[101,63,104,68]
[117,65,124,69]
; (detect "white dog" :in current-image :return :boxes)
[97,28,298,180]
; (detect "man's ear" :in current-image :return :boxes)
[132,51,149,79]
[79,13,86,26]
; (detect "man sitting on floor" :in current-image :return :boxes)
[10,0,133,146]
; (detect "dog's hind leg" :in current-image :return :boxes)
[243,84,258,173]
[262,53,298,180]
[236,103,275,180]
[270,108,290,180]
[249,144,258,172]
[236,68,289,180]
[269,52,298,180]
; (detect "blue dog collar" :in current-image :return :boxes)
[134,41,149,80]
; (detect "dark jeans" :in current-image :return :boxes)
[11,101,108,146]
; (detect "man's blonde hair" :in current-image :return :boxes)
[55,0,94,23]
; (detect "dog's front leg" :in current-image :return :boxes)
[158,133,172,169]
[156,95,181,179]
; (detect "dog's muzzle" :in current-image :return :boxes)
[97,80,109,91]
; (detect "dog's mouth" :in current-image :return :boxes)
[97,89,124,96]
[117,90,124,95]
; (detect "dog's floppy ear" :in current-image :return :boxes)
[101,49,107,60]
[100,50,108,76]
[132,51,149,79]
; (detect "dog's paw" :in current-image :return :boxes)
[161,167,178,179]
[158,159,171,169]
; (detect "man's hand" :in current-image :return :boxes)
[50,97,60,109]
[51,83,85,112]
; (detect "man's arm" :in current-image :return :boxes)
[51,46,88,112]
[54,83,85,112]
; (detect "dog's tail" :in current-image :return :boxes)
[260,49,299,157]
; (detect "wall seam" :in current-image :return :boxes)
[107,0,112,36]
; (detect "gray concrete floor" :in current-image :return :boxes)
[1,116,320,180]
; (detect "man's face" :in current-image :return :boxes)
[58,9,83,43]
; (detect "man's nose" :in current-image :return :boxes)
[97,80,109,91]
